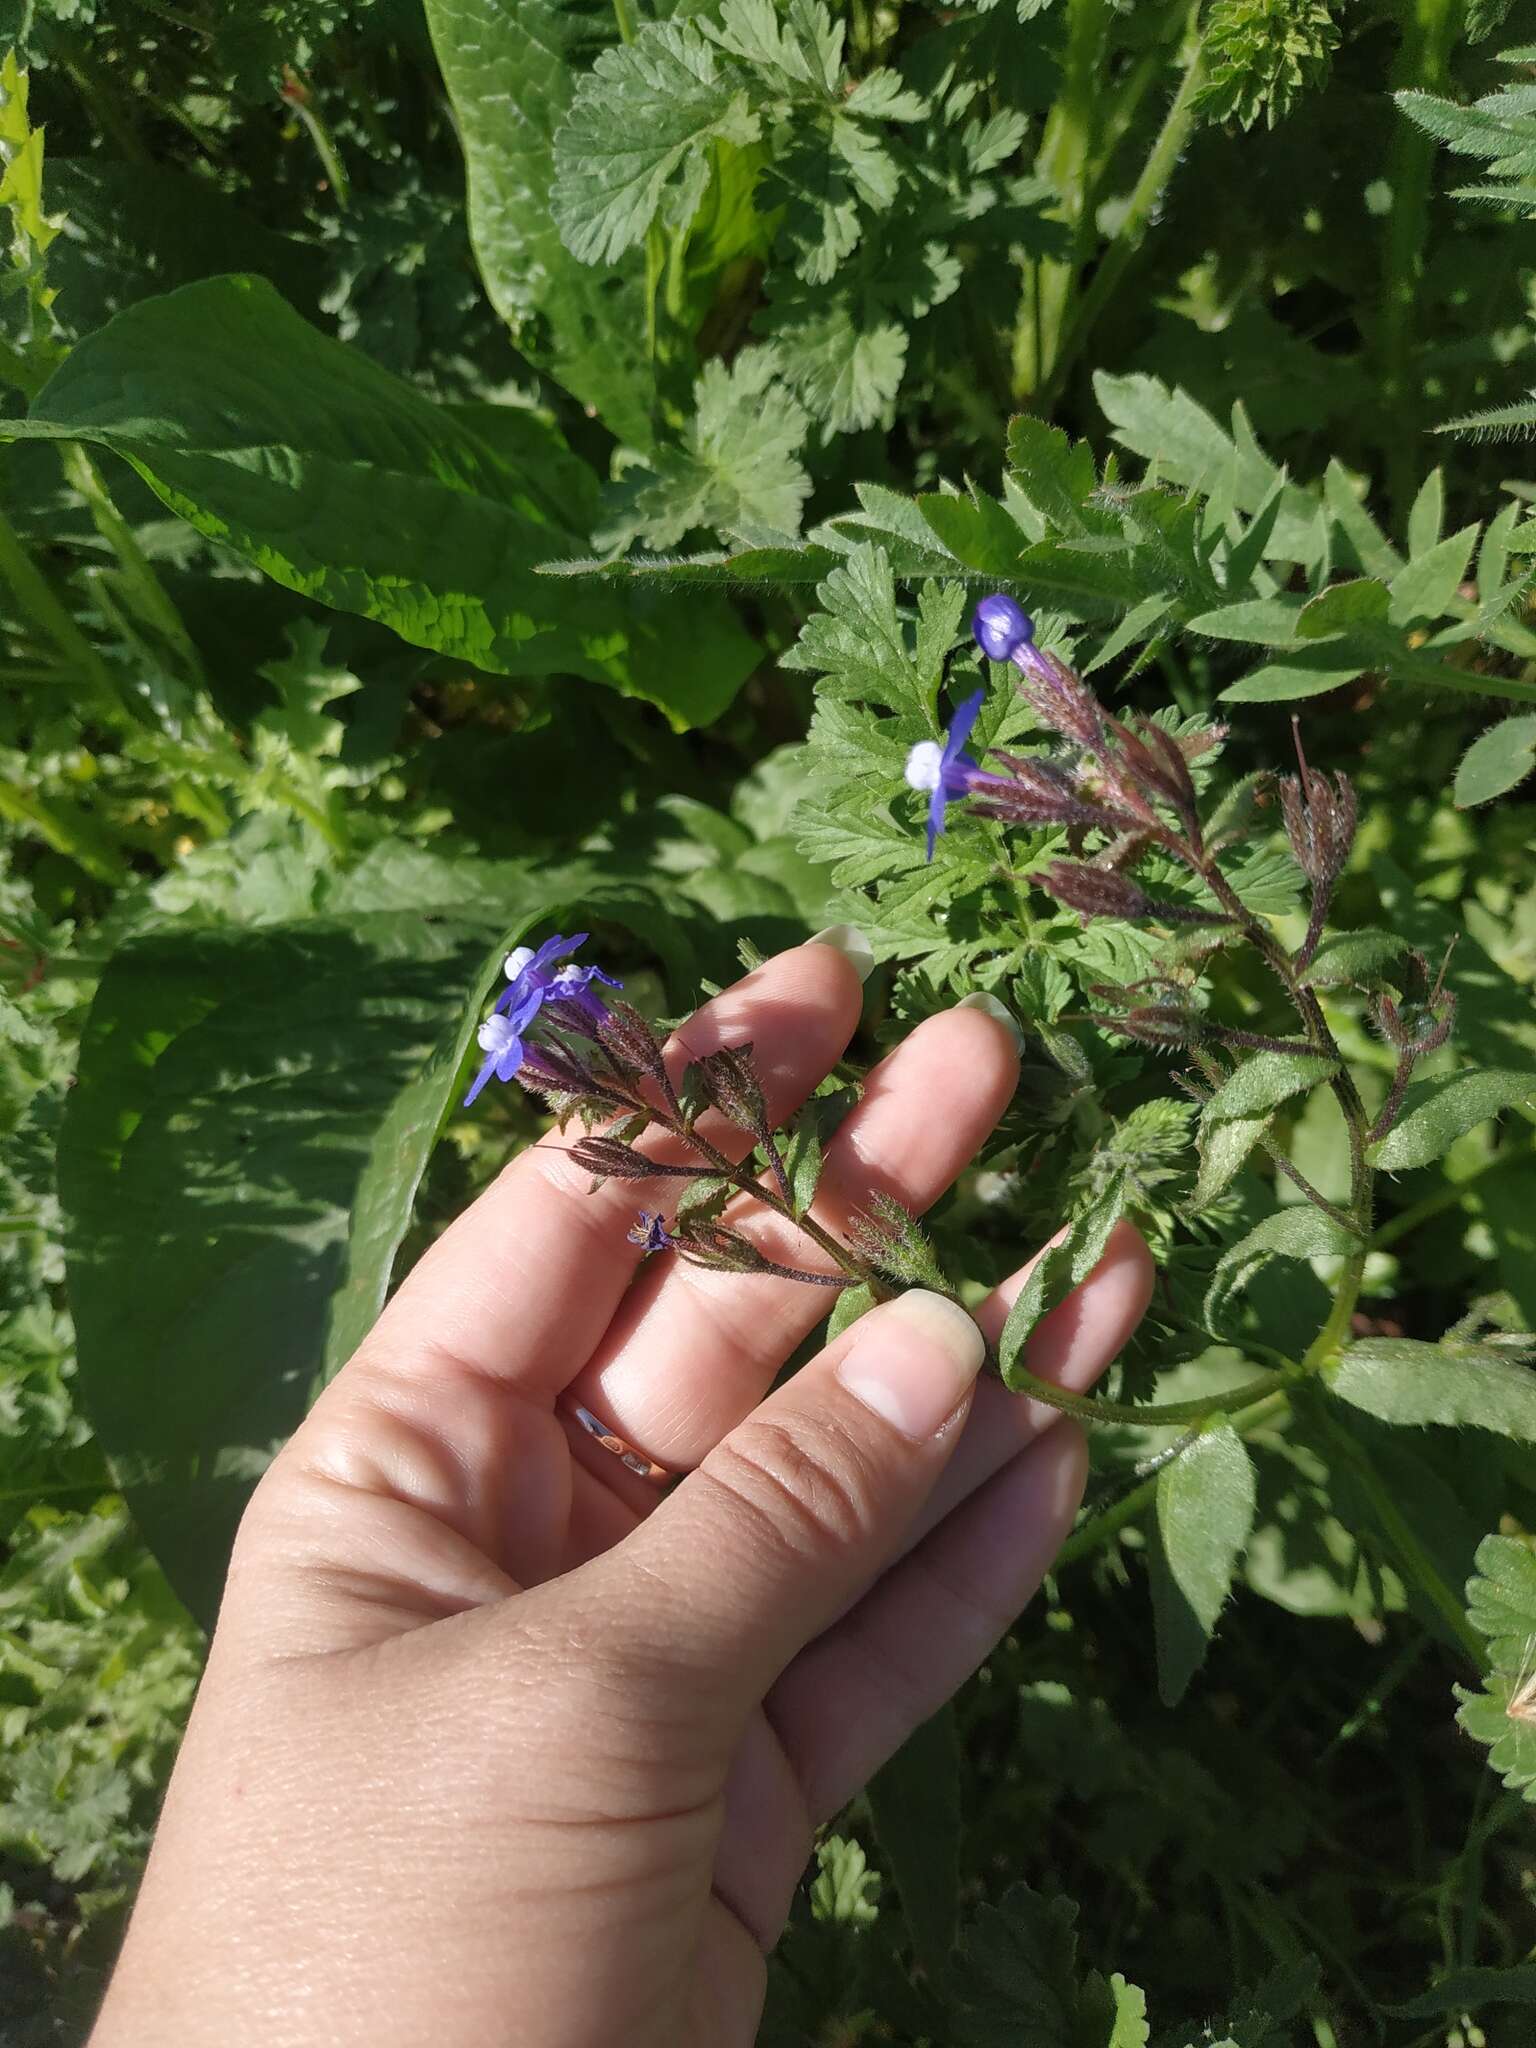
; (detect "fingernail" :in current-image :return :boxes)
[836,1290,985,1440]
[955,991,1025,1054]
[807,924,875,983]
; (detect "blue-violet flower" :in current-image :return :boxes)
[466,931,620,1105]
[628,1210,678,1254]
[971,595,1104,753]
[904,687,986,860]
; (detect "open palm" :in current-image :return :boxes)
[93,938,1152,2048]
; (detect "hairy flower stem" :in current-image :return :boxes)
[660,1114,875,1288]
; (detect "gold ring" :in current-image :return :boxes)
[566,1402,672,1486]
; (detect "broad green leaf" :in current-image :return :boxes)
[1390,1966,1536,2019]
[1205,1206,1356,1334]
[1454,714,1536,807]
[950,1882,1149,2048]
[1300,927,1409,986]
[550,21,758,265]
[1368,1067,1536,1170]
[423,0,654,446]
[867,1705,961,1984]
[1455,1533,1536,1803]
[6,276,755,729]
[56,917,502,1623]
[917,488,1030,575]
[1149,1424,1257,1705]
[1201,1050,1337,1122]
[997,1181,1127,1387]
[1330,1338,1536,1442]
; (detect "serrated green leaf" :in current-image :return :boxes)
[1454,714,1536,807]
[1205,1206,1356,1334]
[1187,596,1304,645]
[1368,1067,1536,1171]
[605,350,810,550]
[1454,1534,1536,1803]
[6,276,756,729]
[1330,1338,1536,1442]
[998,1182,1127,1386]
[550,21,759,266]
[1150,1425,1257,1705]
[1219,648,1365,702]
[951,1882,1145,2048]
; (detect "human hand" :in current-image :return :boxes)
[90,935,1152,2048]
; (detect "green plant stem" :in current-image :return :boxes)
[0,497,120,707]
[1056,1387,1293,1567]
[1371,1139,1534,1250]
[1303,1245,1368,1371]
[290,97,351,211]
[1039,2,1208,410]
[1001,1360,1300,1429]
[1379,0,1464,522]
[1014,0,1112,398]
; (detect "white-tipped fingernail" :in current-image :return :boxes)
[836,1290,986,1439]
[807,924,875,983]
[955,991,1025,1053]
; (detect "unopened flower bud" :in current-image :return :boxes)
[1120,1005,1203,1048]
[1039,861,1151,922]
[568,1136,706,1182]
[972,593,1035,663]
[691,1044,767,1135]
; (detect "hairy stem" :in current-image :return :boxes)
[999,1361,1301,1430]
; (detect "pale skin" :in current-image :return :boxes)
[90,935,1154,2048]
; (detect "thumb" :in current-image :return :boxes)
[599,1288,986,1735]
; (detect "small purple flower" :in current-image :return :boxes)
[466,931,620,1106]
[904,687,986,860]
[495,932,619,1021]
[464,1012,525,1107]
[628,1210,678,1254]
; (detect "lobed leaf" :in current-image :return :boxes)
[997,1182,1127,1387]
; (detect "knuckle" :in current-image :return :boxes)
[703,1412,882,1566]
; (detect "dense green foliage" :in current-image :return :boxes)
[5,1,1536,2040]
